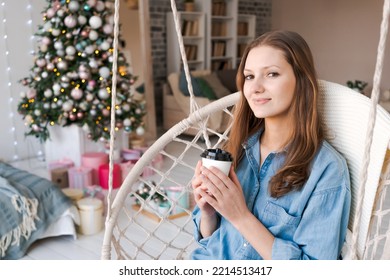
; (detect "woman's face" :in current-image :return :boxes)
[243,45,296,122]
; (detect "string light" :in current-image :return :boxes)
[0,1,44,161]
[1,1,19,161]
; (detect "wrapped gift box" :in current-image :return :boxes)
[48,158,74,171]
[121,148,141,162]
[51,167,69,189]
[81,152,109,185]
[68,166,93,189]
[120,161,135,182]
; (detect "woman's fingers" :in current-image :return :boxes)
[191,160,203,189]
[200,166,228,198]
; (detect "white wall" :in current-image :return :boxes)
[272,0,390,94]
[119,8,144,89]
[0,0,45,161]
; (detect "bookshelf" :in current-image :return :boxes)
[196,0,238,71]
[166,1,256,73]
[166,11,206,74]
[236,14,256,65]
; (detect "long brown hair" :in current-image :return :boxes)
[223,30,324,198]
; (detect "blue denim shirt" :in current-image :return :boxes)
[191,129,351,260]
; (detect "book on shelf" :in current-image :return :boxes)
[212,0,227,16]
[237,43,247,57]
[237,21,249,36]
[184,44,198,61]
[211,21,227,37]
[212,41,226,57]
[181,19,199,36]
[211,59,232,71]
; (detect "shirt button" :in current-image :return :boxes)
[243,242,248,247]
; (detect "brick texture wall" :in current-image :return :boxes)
[148,0,272,128]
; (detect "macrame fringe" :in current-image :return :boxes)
[0,195,39,258]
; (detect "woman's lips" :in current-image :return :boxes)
[253,98,271,104]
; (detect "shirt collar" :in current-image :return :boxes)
[242,127,290,153]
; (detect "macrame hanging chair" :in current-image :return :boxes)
[101,0,390,260]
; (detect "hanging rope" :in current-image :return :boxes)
[107,0,120,222]
[101,0,120,259]
[169,0,212,148]
[350,0,390,259]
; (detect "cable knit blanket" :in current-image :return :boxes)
[0,162,72,259]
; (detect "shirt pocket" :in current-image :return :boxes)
[262,201,301,240]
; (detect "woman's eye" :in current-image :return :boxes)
[267,72,279,77]
[244,74,254,80]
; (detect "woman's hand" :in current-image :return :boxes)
[197,164,251,226]
[192,160,216,217]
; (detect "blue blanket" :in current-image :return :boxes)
[0,162,72,259]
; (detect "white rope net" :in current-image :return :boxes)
[101,0,390,260]
[364,150,390,259]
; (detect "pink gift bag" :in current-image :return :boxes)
[68,166,93,189]
[98,163,122,190]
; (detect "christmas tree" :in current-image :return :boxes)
[18,0,146,143]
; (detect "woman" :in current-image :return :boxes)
[191,30,351,260]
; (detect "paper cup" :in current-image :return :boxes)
[200,148,233,176]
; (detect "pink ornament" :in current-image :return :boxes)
[32,124,40,132]
[77,112,84,119]
[36,58,46,68]
[102,108,110,116]
[69,114,76,121]
[88,80,96,88]
[42,37,51,45]
[87,0,97,7]
[81,30,89,38]
[79,64,87,72]
[71,88,83,100]
[95,1,105,12]
[103,24,113,35]
[26,89,36,99]
[64,15,77,28]
[79,71,89,80]
[46,9,55,18]
[116,122,123,129]
[46,63,54,71]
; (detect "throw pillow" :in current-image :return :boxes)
[179,71,204,97]
[197,77,218,100]
[179,71,218,100]
[201,72,232,99]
